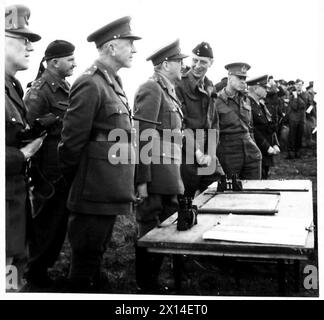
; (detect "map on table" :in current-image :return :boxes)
[198,192,280,215]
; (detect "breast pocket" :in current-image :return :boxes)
[218,104,236,127]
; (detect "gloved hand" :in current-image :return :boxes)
[267,146,276,155]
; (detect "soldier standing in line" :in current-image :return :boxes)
[287,79,311,159]
[24,40,76,289]
[58,16,141,292]
[247,75,280,179]
[5,4,43,291]
[134,39,187,294]
[216,63,262,179]
[176,41,224,198]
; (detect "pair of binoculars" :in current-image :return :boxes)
[177,196,198,231]
[217,174,243,192]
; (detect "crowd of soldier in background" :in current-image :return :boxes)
[215,75,317,158]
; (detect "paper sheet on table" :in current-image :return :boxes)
[202,214,312,246]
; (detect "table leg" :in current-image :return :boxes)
[172,254,183,293]
[277,259,286,296]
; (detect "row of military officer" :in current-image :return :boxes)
[5,4,273,293]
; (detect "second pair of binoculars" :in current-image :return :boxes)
[217,174,243,192]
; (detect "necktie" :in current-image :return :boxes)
[261,102,272,122]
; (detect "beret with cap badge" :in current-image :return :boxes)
[44,40,75,61]
[192,41,213,59]
[27,40,75,87]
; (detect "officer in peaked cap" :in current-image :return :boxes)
[134,39,187,293]
[5,4,41,42]
[247,75,280,179]
[225,62,251,77]
[215,61,262,179]
[87,16,141,47]
[5,4,43,291]
[58,16,141,292]
[246,74,269,88]
[23,39,76,289]
[146,39,188,65]
[176,40,224,200]
[279,79,288,87]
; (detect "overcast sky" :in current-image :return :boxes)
[4,0,321,105]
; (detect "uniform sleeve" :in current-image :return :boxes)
[6,146,26,175]
[58,76,99,183]
[24,87,50,125]
[134,81,162,185]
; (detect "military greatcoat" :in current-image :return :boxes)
[58,60,135,215]
[5,74,29,257]
[134,71,184,195]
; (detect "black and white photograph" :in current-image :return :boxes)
[2,0,322,302]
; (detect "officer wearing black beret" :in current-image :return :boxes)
[5,4,43,291]
[134,39,187,293]
[58,16,141,292]
[216,62,262,179]
[247,75,280,179]
[175,41,224,199]
[23,40,76,289]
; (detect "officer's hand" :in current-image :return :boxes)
[273,145,280,154]
[267,146,275,155]
[195,149,204,164]
[136,183,148,204]
[20,135,47,160]
[203,155,212,167]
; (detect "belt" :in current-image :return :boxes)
[220,132,250,141]
[90,130,133,142]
